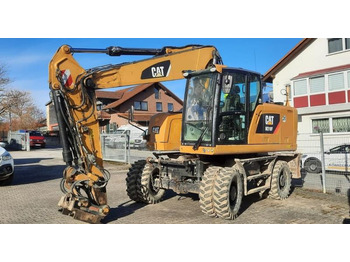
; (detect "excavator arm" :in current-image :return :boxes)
[49,44,221,223]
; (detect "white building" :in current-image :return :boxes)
[263,38,350,151]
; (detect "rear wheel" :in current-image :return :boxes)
[269,160,292,200]
[213,167,243,220]
[304,158,322,173]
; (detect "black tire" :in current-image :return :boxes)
[213,167,243,220]
[269,160,292,200]
[126,160,146,202]
[141,163,165,204]
[0,174,14,186]
[304,158,322,173]
[199,166,221,217]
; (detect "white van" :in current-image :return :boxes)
[106,124,147,149]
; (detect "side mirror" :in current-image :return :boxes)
[222,75,233,94]
[280,89,287,96]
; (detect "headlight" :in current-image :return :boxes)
[1,152,12,161]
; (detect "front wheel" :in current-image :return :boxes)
[126,160,146,202]
[0,174,14,186]
[199,166,221,217]
[213,167,243,220]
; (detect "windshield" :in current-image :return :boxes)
[183,73,216,144]
[29,131,42,136]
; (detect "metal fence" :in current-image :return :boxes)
[100,134,130,163]
[297,133,350,195]
[100,133,154,164]
[100,131,350,195]
[6,131,30,151]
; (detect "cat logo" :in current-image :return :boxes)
[151,66,165,77]
[265,115,275,126]
[256,113,280,134]
[141,60,171,79]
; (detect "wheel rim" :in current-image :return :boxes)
[279,170,286,189]
[150,169,160,194]
[309,163,317,171]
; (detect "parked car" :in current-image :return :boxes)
[28,131,46,148]
[0,145,14,186]
[302,144,350,173]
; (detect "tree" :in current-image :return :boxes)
[0,64,10,90]
[0,63,45,131]
[0,89,45,131]
[0,64,11,115]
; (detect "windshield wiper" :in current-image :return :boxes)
[192,106,212,151]
[193,126,208,150]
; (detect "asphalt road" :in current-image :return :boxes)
[1,147,350,224]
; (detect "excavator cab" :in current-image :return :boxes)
[182,67,262,150]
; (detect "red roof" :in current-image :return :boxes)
[95,90,123,99]
[102,82,183,110]
[97,110,111,119]
[117,112,154,121]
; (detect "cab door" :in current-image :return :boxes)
[216,70,261,145]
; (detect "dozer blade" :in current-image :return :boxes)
[58,194,109,224]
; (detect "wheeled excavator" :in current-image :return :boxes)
[49,43,301,223]
[49,44,223,223]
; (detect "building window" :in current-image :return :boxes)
[328,72,344,91]
[109,123,117,133]
[154,87,161,99]
[328,38,343,53]
[309,76,325,94]
[333,117,350,132]
[328,38,350,53]
[134,101,148,111]
[168,103,174,112]
[156,102,162,112]
[346,38,350,50]
[312,118,329,133]
[293,79,307,96]
[96,101,103,111]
